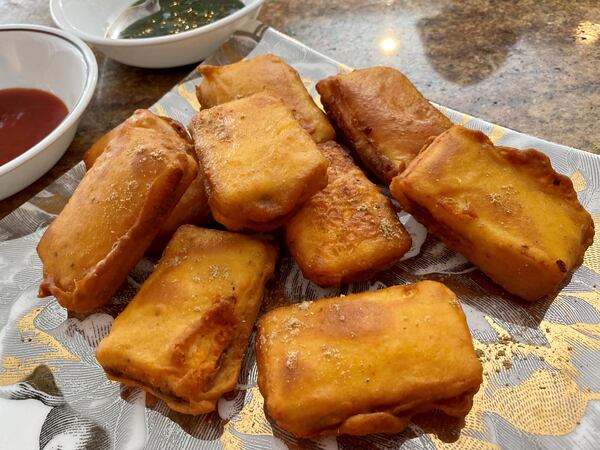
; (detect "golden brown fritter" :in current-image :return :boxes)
[83,109,190,168]
[256,281,483,438]
[196,53,335,143]
[190,92,329,231]
[37,117,198,313]
[148,173,210,252]
[316,67,452,184]
[83,109,211,250]
[285,141,411,286]
[96,226,277,415]
[390,125,595,301]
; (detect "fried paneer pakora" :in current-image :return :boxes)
[37,118,198,313]
[391,126,595,301]
[83,109,189,168]
[148,173,210,251]
[190,92,329,231]
[83,109,211,249]
[316,67,452,184]
[196,53,335,143]
[96,226,277,415]
[256,281,483,438]
[285,141,411,286]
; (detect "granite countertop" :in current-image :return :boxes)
[1,0,599,217]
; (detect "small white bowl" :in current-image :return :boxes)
[0,24,97,201]
[50,0,264,68]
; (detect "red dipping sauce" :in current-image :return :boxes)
[0,88,69,166]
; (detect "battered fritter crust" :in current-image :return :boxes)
[196,54,335,143]
[316,67,452,184]
[256,281,483,438]
[285,141,411,286]
[96,226,277,414]
[390,125,595,301]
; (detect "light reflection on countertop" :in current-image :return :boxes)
[379,35,401,55]
[575,21,600,44]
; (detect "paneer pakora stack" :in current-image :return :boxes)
[37,52,594,439]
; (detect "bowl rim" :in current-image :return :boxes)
[49,0,264,47]
[0,24,98,176]
[0,24,98,177]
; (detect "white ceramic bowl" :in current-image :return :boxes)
[50,0,264,68]
[0,24,97,201]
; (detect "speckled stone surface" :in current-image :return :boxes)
[1,0,599,217]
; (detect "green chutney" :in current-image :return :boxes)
[118,0,245,39]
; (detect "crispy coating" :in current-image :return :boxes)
[316,67,452,184]
[190,92,329,231]
[84,109,211,249]
[256,281,483,438]
[147,174,210,251]
[285,141,411,286]
[390,126,595,301]
[83,109,190,168]
[96,226,277,415]
[196,54,335,143]
[37,119,198,313]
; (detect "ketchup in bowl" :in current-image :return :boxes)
[0,88,68,166]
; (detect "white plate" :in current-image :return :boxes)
[50,0,264,68]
